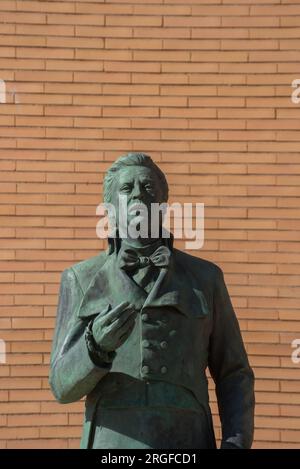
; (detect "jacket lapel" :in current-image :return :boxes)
[143,252,209,318]
[77,252,147,319]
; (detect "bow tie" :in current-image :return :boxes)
[119,245,171,272]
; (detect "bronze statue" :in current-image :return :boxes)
[49,153,255,449]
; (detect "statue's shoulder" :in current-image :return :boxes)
[64,251,108,292]
[173,248,222,280]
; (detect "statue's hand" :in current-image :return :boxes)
[92,301,137,352]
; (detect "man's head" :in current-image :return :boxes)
[103,153,169,240]
[103,152,168,206]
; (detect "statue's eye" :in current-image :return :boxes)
[120,184,132,192]
[144,183,154,192]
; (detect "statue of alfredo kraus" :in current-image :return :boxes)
[49,152,255,449]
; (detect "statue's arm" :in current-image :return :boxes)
[208,266,255,449]
[49,268,111,404]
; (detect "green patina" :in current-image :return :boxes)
[49,152,254,449]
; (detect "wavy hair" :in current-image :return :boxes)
[103,152,169,204]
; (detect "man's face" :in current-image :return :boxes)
[110,165,163,235]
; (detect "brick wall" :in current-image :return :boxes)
[0,0,300,449]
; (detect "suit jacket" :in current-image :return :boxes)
[49,245,255,449]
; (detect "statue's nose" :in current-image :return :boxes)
[131,184,143,200]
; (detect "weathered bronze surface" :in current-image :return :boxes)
[49,153,255,449]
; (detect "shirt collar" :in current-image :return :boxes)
[107,230,174,255]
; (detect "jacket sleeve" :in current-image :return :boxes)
[208,266,255,449]
[49,268,111,404]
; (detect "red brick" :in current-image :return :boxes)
[0,0,299,450]
[47,13,104,26]
[106,16,162,27]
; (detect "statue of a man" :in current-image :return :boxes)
[49,152,254,449]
